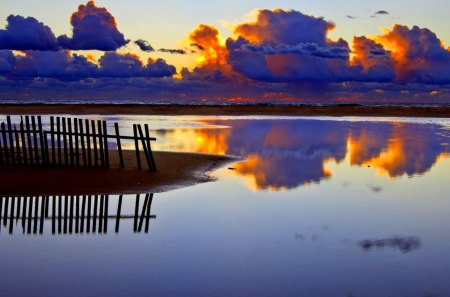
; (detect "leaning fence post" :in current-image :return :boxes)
[50,116,56,165]
[31,116,39,164]
[0,125,3,165]
[20,118,28,165]
[91,120,98,167]
[0,123,9,165]
[114,123,124,168]
[56,117,62,166]
[74,118,80,167]
[25,116,33,165]
[62,118,68,166]
[97,120,105,168]
[6,116,15,165]
[145,124,157,170]
[68,118,74,167]
[137,125,152,170]
[133,124,141,169]
[13,125,22,165]
[85,119,92,167]
[79,119,87,167]
[37,116,46,165]
[102,121,109,168]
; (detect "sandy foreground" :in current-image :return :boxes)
[0,103,450,117]
[0,150,239,196]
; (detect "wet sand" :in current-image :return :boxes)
[0,150,239,196]
[0,103,450,117]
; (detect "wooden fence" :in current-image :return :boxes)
[0,194,155,235]
[0,115,156,170]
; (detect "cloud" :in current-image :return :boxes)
[158,48,187,54]
[241,42,350,60]
[183,24,233,80]
[58,1,128,51]
[351,36,395,82]
[0,50,175,80]
[10,50,98,80]
[135,39,154,52]
[98,52,176,78]
[373,10,389,17]
[375,24,450,84]
[0,15,59,51]
[0,50,16,74]
[227,9,357,82]
[190,43,205,51]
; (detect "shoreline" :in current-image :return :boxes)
[0,150,239,196]
[0,103,449,117]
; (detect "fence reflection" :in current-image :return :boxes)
[0,194,155,235]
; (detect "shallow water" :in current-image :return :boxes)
[1,115,450,297]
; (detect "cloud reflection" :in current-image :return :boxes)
[154,119,450,191]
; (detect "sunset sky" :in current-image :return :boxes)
[1,0,449,102]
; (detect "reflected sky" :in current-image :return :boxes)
[2,116,450,296]
[146,117,450,191]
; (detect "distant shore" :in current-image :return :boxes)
[0,103,450,117]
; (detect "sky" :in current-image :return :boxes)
[0,0,449,102]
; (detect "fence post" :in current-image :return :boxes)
[50,117,56,165]
[0,123,8,165]
[133,124,141,169]
[68,118,74,166]
[6,116,15,165]
[103,121,109,168]
[137,125,152,170]
[25,116,34,165]
[145,124,157,170]
[78,119,87,167]
[85,119,92,167]
[62,118,68,166]
[31,116,39,164]
[74,118,80,167]
[13,125,22,165]
[114,123,124,168]
[37,116,46,165]
[91,120,98,167]
[20,118,28,165]
[97,120,105,168]
[0,126,3,165]
[56,117,62,166]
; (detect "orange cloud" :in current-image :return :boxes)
[374,24,450,83]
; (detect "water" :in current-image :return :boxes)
[1,115,450,297]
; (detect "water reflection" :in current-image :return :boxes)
[153,118,450,191]
[0,194,155,235]
[359,236,421,253]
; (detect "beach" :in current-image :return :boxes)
[0,150,238,196]
[1,103,450,117]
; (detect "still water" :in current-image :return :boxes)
[1,115,450,297]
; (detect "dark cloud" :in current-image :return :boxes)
[98,52,176,78]
[58,1,128,51]
[10,50,98,80]
[0,15,59,51]
[158,48,187,55]
[0,50,175,80]
[346,15,357,19]
[375,10,389,16]
[241,43,350,60]
[0,50,16,74]
[134,39,154,52]
[190,43,205,51]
